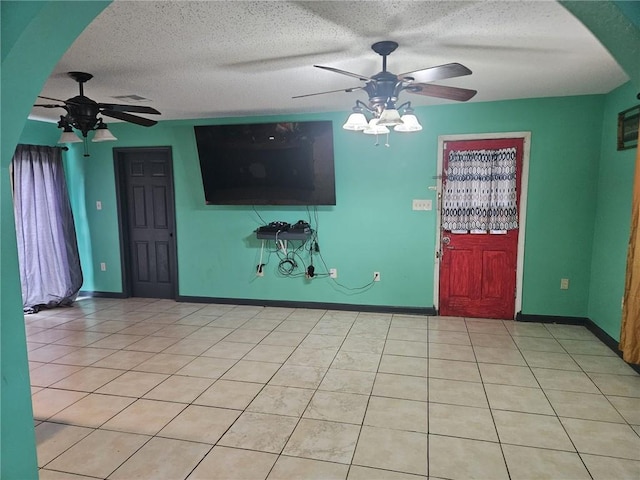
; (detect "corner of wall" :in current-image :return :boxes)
[587,82,638,340]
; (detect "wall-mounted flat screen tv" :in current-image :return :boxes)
[194,121,336,205]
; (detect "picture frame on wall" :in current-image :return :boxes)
[617,105,639,151]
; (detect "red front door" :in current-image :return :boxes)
[438,138,524,320]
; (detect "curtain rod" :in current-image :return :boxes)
[17,144,69,151]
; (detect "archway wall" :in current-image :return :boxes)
[561,1,640,90]
[0,3,110,478]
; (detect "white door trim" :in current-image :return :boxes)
[434,132,531,318]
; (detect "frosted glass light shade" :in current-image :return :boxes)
[363,119,390,135]
[394,113,423,132]
[58,129,82,144]
[377,108,403,126]
[92,126,118,142]
[343,112,368,130]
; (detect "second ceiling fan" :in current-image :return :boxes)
[35,71,162,132]
[34,71,161,155]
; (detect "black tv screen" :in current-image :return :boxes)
[194,121,336,205]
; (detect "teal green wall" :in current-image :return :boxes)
[22,94,604,315]
[1,2,110,478]
[588,83,639,340]
[613,1,640,29]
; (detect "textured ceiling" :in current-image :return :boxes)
[29,0,628,124]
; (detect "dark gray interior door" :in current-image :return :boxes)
[116,148,177,299]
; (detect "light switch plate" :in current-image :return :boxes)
[412,199,432,211]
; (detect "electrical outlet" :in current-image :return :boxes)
[256,264,264,277]
[329,268,337,278]
[412,199,432,211]
[100,262,107,271]
[560,278,569,290]
[96,200,102,210]
[374,271,380,282]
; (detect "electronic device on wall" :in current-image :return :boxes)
[255,220,312,241]
[257,221,291,233]
[290,220,311,232]
[256,222,313,242]
[194,121,336,206]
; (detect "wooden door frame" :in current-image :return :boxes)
[434,132,531,317]
[113,146,179,299]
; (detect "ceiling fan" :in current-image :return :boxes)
[34,71,161,154]
[294,41,477,137]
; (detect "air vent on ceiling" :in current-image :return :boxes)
[112,94,150,103]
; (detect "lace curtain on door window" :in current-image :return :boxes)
[442,147,518,231]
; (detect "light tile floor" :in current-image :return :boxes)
[26,298,640,479]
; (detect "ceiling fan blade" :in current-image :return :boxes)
[101,110,158,127]
[98,103,161,115]
[407,83,477,102]
[38,95,67,103]
[314,65,374,82]
[34,104,65,109]
[398,63,472,83]
[293,86,364,99]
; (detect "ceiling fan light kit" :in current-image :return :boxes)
[394,115,422,132]
[377,107,403,127]
[342,110,368,131]
[297,40,475,146]
[91,119,118,142]
[363,119,389,135]
[362,118,392,148]
[57,120,83,144]
[57,115,118,145]
[36,71,161,156]
[395,108,423,133]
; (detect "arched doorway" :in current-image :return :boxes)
[1,3,110,477]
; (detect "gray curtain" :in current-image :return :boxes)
[11,144,83,313]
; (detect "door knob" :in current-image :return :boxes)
[442,236,451,245]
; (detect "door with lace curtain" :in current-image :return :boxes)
[438,137,524,319]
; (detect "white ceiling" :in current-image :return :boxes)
[29,0,628,125]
